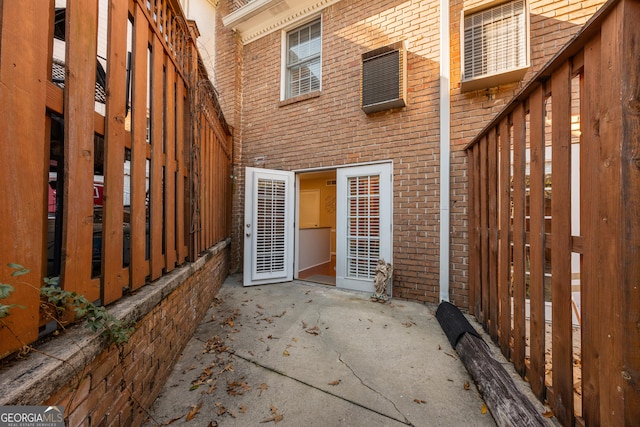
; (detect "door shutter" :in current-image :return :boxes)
[244,168,294,286]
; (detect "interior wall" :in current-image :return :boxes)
[299,173,337,253]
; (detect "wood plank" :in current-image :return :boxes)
[618,1,640,422]
[149,34,164,280]
[467,146,478,317]
[102,0,130,304]
[580,35,601,427]
[528,84,547,400]
[0,0,52,356]
[487,129,499,343]
[164,62,177,271]
[550,61,574,427]
[479,136,489,329]
[498,118,512,358]
[176,80,186,264]
[130,5,150,289]
[62,0,100,301]
[511,104,526,377]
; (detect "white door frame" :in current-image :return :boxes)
[243,167,295,286]
[335,162,393,293]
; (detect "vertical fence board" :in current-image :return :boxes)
[176,81,187,264]
[130,5,150,289]
[580,35,601,426]
[479,136,489,329]
[468,145,479,317]
[150,35,164,280]
[62,0,100,301]
[512,104,526,376]
[528,85,547,400]
[619,1,640,421]
[498,118,512,358]
[0,0,52,356]
[550,61,574,427]
[488,128,499,342]
[164,63,177,272]
[102,0,130,304]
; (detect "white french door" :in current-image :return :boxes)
[336,163,393,293]
[243,167,295,286]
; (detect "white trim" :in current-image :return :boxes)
[222,0,339,44]
[439,0,451,303]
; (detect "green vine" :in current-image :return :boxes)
[1,264,133,346]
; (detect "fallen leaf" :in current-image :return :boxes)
[542,409,554,418]
[273,310,286,318]
[301,321,308,329]
[481,403,488,414]
[226,317,235,328]
[305,326,320,336]
[464,381,470,390]
[186,402,202,421]
[258,383,269,396]
[291,337,298,342]
[413,398,427,404]
[306,299,313,303]
[328,380,341,386]
[239,405,248,414]
[260,405,284,424]
[283,350,290,356]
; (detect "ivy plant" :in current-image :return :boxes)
[1,264,133,345]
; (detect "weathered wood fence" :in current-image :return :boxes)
[0,0,231,358]
[466,0,640,425]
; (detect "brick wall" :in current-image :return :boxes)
[0,242,229,426]
[216,0,605,308]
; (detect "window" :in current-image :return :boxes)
[285,19,321,99]
[462,0,529,91]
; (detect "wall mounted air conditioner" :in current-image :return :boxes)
[361,41,407,114]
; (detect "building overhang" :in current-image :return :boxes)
[222,0,339,44]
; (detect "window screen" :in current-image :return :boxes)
[463,0,527,81]
[286,19,321,98]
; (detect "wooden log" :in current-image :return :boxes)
[436,302,548,427]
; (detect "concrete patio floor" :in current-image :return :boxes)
[142,274,533,426]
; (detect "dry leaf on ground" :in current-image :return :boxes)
[481,403,488,414]
[413,399,427,404]
[463,381,470,390]
[239,405,248,414]
[327,380,341,386]
[258,383,269,395]
[542,409,554,418]
[186,402,202,421]
[260,405,284,424]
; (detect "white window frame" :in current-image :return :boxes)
[460,0,530,92]
[280,16,322,101]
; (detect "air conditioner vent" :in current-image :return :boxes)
[361,41,406,114]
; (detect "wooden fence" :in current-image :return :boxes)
[0,0,231,358]
[465,0,640,425]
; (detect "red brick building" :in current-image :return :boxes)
[210,0,605,309]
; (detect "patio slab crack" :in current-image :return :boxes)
[336,352,413,426]
[230,351,413,426]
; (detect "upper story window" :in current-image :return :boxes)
[285,18,321,99]
[461,0,529,91]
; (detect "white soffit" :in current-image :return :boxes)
[222,0,340,44]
